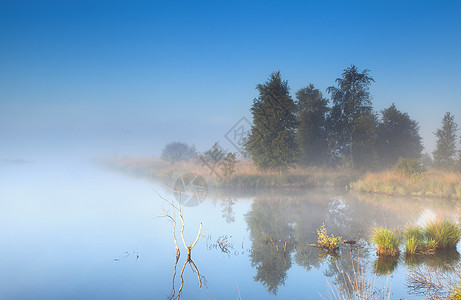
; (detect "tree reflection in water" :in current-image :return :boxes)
[244,191,419,295]
[221,197,237,223]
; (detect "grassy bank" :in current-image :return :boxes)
[96,157,356,190]
[96,157,461,199]
[351,170,461,200]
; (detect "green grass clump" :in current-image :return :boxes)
[316,223,342,251]
[403,220,461,256]
[372,227,400,257]
[405,236,419,255]
[404,225,438,255]
[425,219,461,250]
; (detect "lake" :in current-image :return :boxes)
[1,159,460,299]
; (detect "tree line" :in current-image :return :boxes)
[159,65,460,173]
[245,66,460,171]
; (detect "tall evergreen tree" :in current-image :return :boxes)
[326,65,376,169]
[376,103,423,167]
[245,71,298,171]
[433,112,458,169]
[296,84,329,166]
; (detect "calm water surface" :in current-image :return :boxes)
[1,159,460,299]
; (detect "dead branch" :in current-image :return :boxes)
[158,186,204,259]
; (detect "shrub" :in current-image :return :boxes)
[316,223,342,251]
[220,152,237,178]
[372,227,400,256]
[393,157,425,179]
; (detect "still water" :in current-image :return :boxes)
[1,159,460,299]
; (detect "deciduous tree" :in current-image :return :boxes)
[161,142,197,163]
[376,103,423,167]
[326,65,376,169]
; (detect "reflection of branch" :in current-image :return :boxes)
[168,255,180,299]
[169,258,206,300]
[189,259,202,287]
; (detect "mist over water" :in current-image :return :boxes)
[1,151,460,299]
[2,1,461,298]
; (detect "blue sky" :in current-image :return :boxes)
[1,0,460,159]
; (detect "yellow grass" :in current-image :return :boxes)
[351,169,461,200]
[96,157,356,189]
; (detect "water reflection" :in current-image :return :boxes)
[405,249,460,271]
[221,197,236,223]
[246,199,295,295]
[374,255,399,276]
[168,255,205,300]
[407,261,461,299]
[242,191,461,295]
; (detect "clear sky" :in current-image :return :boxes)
[1,0,460,159]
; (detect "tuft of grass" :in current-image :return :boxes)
[405,236,419,255]
[425,219,461,250]
[403,225,427,255]
[372,227,400,257]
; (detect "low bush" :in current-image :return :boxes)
[393,157,425,178]
[316,223,342,251]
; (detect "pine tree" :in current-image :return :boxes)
[245,71,298,171]
[433,112,458,169]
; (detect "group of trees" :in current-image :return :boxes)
[246,66,425,171]
[160,67,460,173]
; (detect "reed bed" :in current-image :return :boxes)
[351,169,461,200]
[96,157,355,189]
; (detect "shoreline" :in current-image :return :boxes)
[94,157,461,200]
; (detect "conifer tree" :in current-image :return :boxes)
[245,71,298,171]
[433,112,458,168]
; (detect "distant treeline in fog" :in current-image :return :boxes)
[162,65,461,173]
